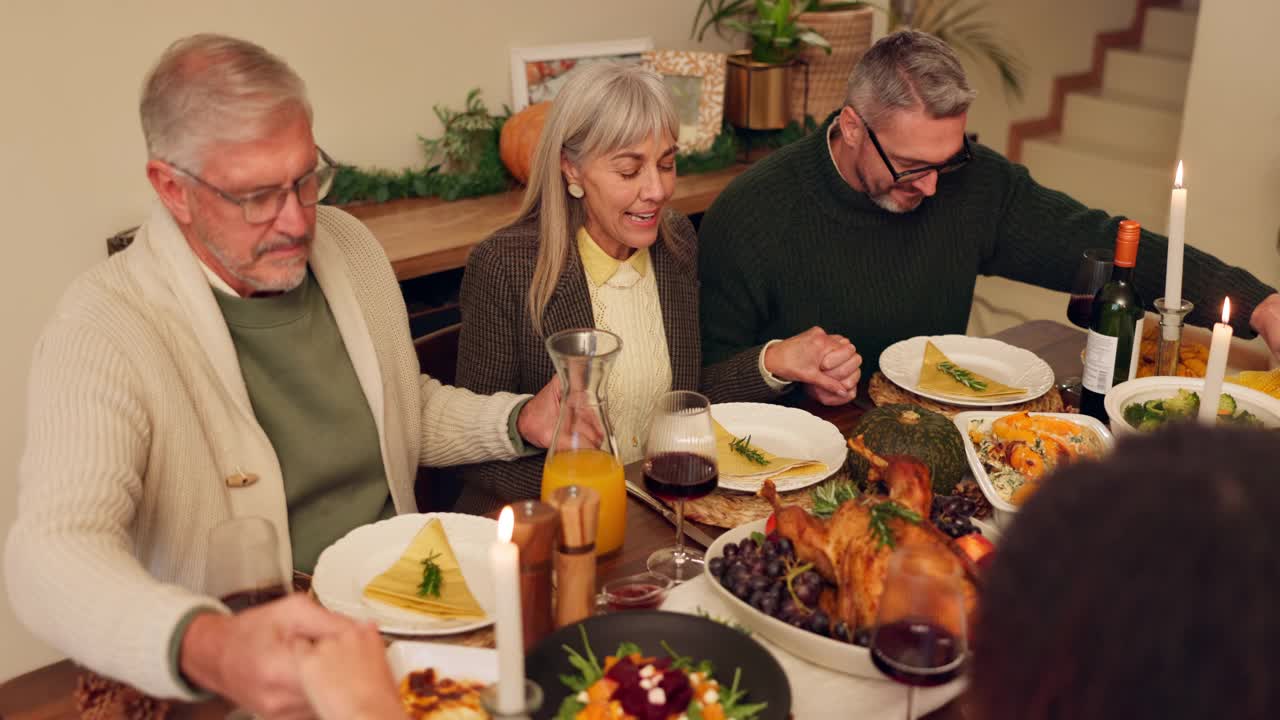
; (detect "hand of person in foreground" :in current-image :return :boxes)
[295,621,405,720]
[1250,293,1280,361]
[765,326,863,405]
[180,594,355,719]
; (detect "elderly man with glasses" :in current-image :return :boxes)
[5,34,563,716]
[699,29,1280,384]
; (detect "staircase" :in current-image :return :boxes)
[968,2,1199,336]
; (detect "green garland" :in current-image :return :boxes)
[324,95,816,205]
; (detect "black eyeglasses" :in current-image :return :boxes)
[168,146,338,224]
[854,109,972,184]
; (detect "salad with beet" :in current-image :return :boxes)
[555,627,766,720]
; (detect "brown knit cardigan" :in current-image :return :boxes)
[443,211,781,513]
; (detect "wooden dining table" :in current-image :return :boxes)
[0,321,1088,720]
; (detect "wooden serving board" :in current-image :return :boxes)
[867,371,1067,417]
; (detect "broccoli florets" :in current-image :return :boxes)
[1218,393,1238,416]
[1162,389,1201,419]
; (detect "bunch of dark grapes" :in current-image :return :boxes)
[931,480,992,538]
[953,480,993,519]
[708,535,868,646]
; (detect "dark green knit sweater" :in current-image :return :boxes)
[698,118,1274,376]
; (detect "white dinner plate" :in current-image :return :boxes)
[313,513,497,636]
[385,640,498,684]
[879,335,1055,407]
[712,402,847,493]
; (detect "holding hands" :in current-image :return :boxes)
[765,326,863,405]
[180,594,357,719]
[294,621,405,720]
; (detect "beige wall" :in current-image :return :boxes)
[0,0,733,681]
[1176,0,1280,289]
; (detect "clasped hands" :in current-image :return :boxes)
[765,326,863,405]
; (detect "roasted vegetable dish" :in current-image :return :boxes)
[556,628,765,720]
[968,413,1105,506]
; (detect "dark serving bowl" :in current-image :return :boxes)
[525,610,792,720]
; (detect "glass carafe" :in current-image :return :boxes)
[540,328,626,556]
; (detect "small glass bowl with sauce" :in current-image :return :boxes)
[598,572,674,613]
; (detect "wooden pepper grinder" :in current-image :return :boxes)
[548,485,600,628]
[509,499,558,652]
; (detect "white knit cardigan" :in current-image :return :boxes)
[4,203,527,698]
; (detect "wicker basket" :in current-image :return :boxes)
[790,8,874,122]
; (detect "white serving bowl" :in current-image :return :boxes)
[704,519,882,679]
[1104,376,1280,436]
[953,411,1114,516]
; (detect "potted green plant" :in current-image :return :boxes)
[892,0,1025,99]
[694,0,855,128]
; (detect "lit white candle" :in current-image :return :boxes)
[491,506,525,713]
[1197,298,1233,425]
[1163,162,1187,337]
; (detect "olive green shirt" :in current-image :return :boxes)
[214,270,394,575]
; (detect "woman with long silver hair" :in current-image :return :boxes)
[449,61,860,513]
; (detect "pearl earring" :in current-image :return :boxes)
[567,183,585,199]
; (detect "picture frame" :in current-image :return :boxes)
[641,50,727,154]
[509,38,655,111]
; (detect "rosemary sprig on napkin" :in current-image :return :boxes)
[937,361,988,392]
[417,551,443,598]
[869,501,922,549]
[729,435,768,466]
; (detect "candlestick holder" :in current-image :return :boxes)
[480,680,543,719]
[1154,297,1194,377]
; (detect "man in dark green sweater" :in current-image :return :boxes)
[699,30,1280,383]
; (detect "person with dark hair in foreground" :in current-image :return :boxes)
[973,424,1280,720]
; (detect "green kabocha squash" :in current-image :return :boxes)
[846,404,967,495]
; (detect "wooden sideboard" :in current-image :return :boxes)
[347,163,751,281]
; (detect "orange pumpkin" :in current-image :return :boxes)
[500,101,551,185]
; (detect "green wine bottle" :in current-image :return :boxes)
[1081,220,1144,422]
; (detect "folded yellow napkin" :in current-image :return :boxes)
[712,419,827,481]
[362,519,485,619]
[917,341,1027,400]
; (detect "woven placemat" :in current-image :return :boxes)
[867,371,1067,417]
[682,468,852,529]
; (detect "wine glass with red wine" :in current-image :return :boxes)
[870,544,969,720]
[206,517,290,719]
[1066,247,1115,329]
[644,391,718,584]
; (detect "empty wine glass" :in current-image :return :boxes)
[644,391,718,584]
[206,517,291,720]
[870,544,969,720]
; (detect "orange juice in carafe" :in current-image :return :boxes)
[540,329,625,556]
[540,448,625,555]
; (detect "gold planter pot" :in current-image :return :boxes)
[725,51,794,130]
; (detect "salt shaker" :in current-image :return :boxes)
[509,499,558,651]
[547,485,600,628]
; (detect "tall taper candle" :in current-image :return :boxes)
[1163,162,1187,329]
[1197,298,1233,425]
[491,506,524,713]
